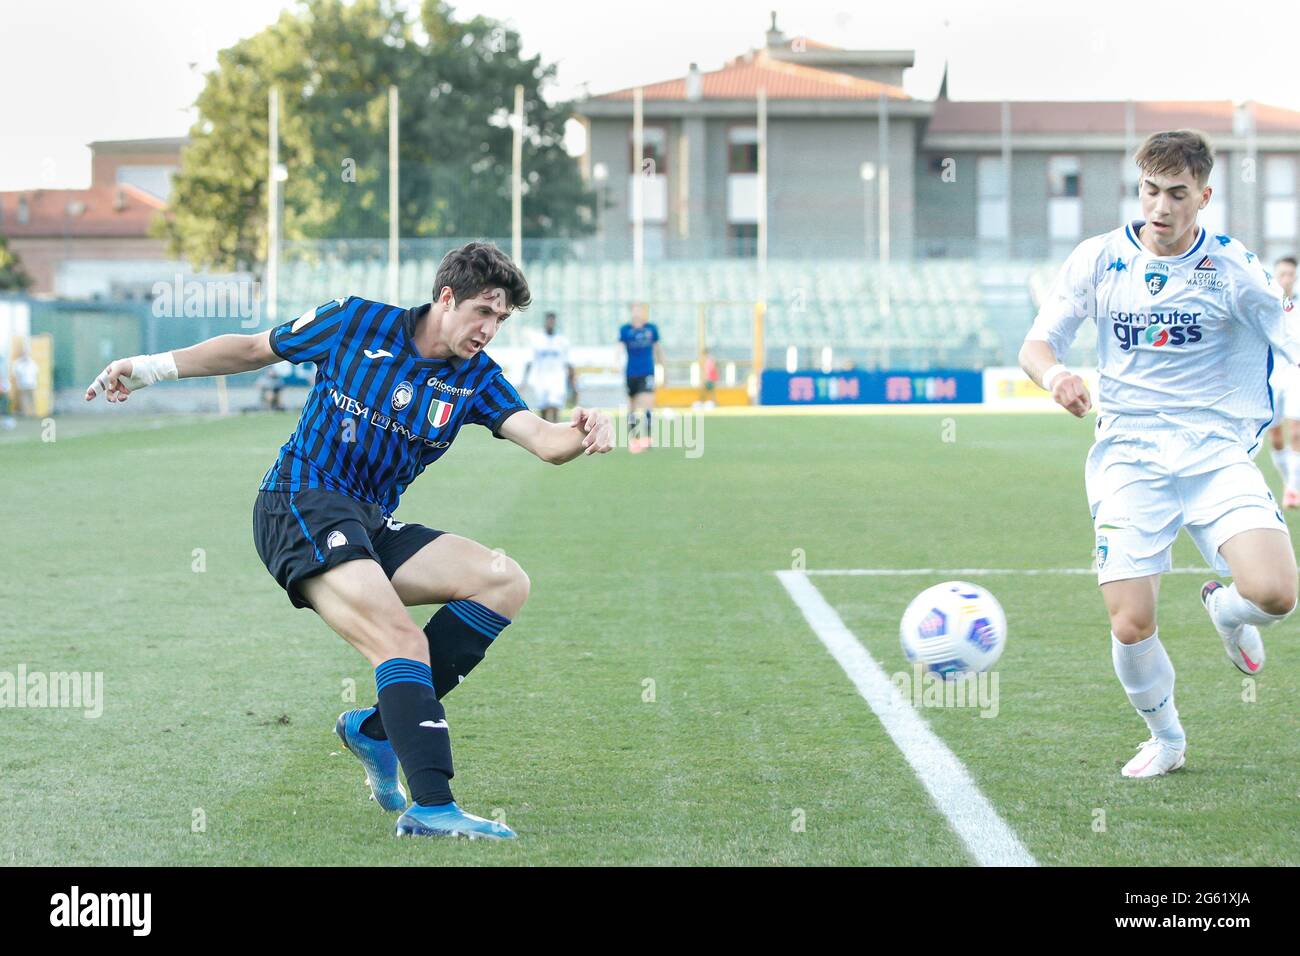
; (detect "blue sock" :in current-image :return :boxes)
[425,600,510,698]
[360,602,511,738]
[374,658,453,807]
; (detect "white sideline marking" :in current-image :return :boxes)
[776,570,1038,868]
[806,567,1208,577]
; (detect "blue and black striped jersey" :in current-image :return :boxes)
[259,296,527,512]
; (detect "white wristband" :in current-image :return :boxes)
[122,352,179,390]
[1041,364,1069,393]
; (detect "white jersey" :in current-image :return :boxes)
[1028,221,1300,448]
[527,331,570,390]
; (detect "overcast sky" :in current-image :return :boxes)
[2,0,1297,190]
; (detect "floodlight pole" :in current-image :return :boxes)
[388,85,400,303]
[512,84,524,264]
[632,87,645,303]
[266,86,280,323]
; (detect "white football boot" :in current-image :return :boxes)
[1121,736,1186,779]
[1201,581,1265,675]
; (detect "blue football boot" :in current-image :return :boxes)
[395,802,518,840]
[334,708,408,812]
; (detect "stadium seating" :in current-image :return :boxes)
[273,255,1055,367]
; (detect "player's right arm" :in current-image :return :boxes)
[85,298,347,404]
[84,332,277,404]
[1020,339,1091,417]
[1019,236,1104,418]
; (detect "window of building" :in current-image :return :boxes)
[727,223,758,257]
[1048,156,1080,198]
[976,156,1009,243]
[17,196,29,224]
[1048,155,1082,252]
[629,126,668,177]
[1264,156,1297,253]
[728,126,758,174]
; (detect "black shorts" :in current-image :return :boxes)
[253,488,443,609]
[627,374,655,397]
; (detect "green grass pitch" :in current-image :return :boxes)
[1,410,1296,865]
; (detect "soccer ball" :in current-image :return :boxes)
[899,581,1007,677]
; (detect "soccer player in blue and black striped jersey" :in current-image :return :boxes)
[85,241,614,840]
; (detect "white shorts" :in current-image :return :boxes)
[530,382,566,410]
[1086,415,1288,584]
[1270,363,1300,424]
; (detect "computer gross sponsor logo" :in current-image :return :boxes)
[1111,309,1203,351]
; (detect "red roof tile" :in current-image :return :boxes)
[597,51,909,102]
[0,183,164,238]
[928,100,1300,135]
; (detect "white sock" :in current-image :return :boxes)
[1271,445,1287,481]
[1209,583,1291,633]
[1287,448,1300,491]
[1111,630,1184,745]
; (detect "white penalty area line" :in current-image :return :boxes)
[775,570,1038,868]
[805,567,1208,577]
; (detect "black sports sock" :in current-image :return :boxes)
[643,409,652,443]
[359,708,386,740]
[374,658,453,806]
[424,600,512,698]
[627,410,639,439]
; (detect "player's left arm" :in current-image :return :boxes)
[1234,260,1300,366]
[498,407,614,464]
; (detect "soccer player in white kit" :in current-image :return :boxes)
[1020,130,1299,778]
[1264,256,1300,507]
[524,311,574,423]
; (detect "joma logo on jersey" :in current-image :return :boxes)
[1111,310,1203,351]
[428,399,454,428]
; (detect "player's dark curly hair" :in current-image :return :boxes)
[433,241,532,311]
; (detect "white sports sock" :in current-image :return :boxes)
[1287,448,1300,491]
[1111,630,1184,745]
[1271,444,1287,481]
[1210,583,1292,633]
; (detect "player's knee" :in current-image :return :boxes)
[1240,580,1297,617]
[370,616,429,662]
[493,558,530,617]
[1110,612,1156,644]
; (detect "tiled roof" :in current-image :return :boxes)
[0,183,165,238]
[596,50,909,102]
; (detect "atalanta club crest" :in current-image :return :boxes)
[1145,261,1169,295]
[428,399,454,428]
[390,381,413,411]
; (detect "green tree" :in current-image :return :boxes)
[0,234,33,292]
[160,0,593,272]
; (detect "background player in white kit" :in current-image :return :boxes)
[524,311,574,423]
[1264,256,1300,506]
[1020,130,1299,779]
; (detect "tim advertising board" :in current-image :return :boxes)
[760,370,984,406]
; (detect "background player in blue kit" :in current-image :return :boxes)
[84,241,615,840]
[619,303,662,453]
